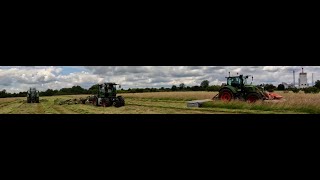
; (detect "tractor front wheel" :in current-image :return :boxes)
[114,99,122,108]
[246,93,261,103]
[219,89,234,101]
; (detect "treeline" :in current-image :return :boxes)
[0,85,98,98]
[125,81,221,93]
[0,90,28,98]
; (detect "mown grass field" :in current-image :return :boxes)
[0,91,319,114]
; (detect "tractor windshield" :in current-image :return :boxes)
[227,77,241,86]
[107,84,113,93]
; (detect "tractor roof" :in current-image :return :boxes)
[225,75,243,78]
[225,75,251,79]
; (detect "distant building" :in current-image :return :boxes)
[282,82,289,89]
[288,83,296,89]
[299,68,308,88]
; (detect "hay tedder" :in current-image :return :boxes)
[212,74,283,102]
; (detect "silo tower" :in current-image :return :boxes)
[299,68,308,88]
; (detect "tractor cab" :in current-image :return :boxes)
[226,75,252,89]
[226,75,246,89]
[98,83,120,98]
[227,76,241,87]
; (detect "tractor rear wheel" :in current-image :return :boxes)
[27,97,31,103]
[219,89,234,101]
[246,93,262,103]
[36,98,39,103]
[117,96,125,106]
[114,99,122,108]
[102,99,112,107]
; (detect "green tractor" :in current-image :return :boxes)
[27,88,40,103]
[92,82,125,107]
[215,74,267,102]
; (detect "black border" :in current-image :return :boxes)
[1,114,320,129]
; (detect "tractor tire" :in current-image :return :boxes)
[218,89,234,101]
[36,98,40,103]
[81,99,86,104]
[246,93,262,103]
[92,97,98,106]
[27,98,31,103]
[117,96,125,106]
[102,99,112,107]
[114,99,122,108]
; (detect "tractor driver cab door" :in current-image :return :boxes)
[107,84,113,93]
[99,84,106,98]
[229,77,241,88]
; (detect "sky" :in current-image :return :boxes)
[0,66,319,93]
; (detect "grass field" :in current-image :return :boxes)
[0,91,319,114]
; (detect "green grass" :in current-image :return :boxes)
[201,101,313,114]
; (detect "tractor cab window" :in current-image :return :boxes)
[228,77,240,87]
[107,84,113,93]
[101,87,105,93]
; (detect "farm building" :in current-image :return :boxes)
[299,68,308,88]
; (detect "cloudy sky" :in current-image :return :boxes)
[0,66,319,93]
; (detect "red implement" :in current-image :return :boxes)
[266,92,283,100]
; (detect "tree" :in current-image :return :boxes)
[315,80,320,89]
[292,88,300,93]
[88,84,99,94]
[44,89,55,96]
[171,85,177,91]
[200,80,209,88]
[179,83,185,90]
[277,84,285,90]
[191,86,201,91]
[207,85,221,92]
[303,87,320,94]
[0,89,7,98]
[264,84,276,92]
[70,85,86,94]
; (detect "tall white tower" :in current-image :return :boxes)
[299,68,308,88]
[293,70,295,87]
